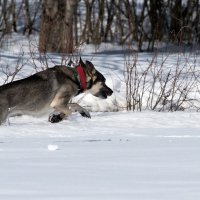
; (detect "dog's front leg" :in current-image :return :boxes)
[50,90,75,123]
[49,103,91,123]
[67,103,91,118]
[48,112,66,123]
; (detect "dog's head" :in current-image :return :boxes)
[79,59,113,99]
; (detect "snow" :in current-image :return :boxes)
[47,144,59,151]
[1,35,200,199]
[1,112,200,200]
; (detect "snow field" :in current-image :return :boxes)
[1,112,200,200]
[1,36,200,199]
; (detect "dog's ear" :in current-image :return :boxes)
[85,60,96,75]
[67,59,74,67]
[79,57,85,66]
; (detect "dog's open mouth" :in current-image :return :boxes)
[101,88,113,99]
[102,91,108,99]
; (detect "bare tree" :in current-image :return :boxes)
[10,0,17,32]
[1,0,200,51]
[39,0,78,53]
[82,0,95,44]
[1,0,11,35]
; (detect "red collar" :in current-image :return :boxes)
[76,64,86,92]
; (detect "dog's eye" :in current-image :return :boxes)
[93,77,98,84]
[86,79,93,89]
[92,75,97,82]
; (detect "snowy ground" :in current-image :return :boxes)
[1,112,200,200]
[1,36,200,199]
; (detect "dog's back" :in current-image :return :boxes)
[0,67,59,122]
[0,69,55,108]
[0,65,83,124]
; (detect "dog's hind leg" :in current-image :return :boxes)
[0,106,8,125]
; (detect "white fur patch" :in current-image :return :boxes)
[87,82,103,95]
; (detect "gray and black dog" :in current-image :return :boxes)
[0,59,113,125]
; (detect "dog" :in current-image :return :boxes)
[0,58,113,124]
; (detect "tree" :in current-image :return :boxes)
[39,0,78,53]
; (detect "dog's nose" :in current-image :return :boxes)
[106,86,113,96]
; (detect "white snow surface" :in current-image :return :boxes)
[1,36,200,199]
[1,112,200,200]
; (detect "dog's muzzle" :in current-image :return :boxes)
[104,85,113,98]
[96,84,113,99]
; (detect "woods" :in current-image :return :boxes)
[0,0,200,53]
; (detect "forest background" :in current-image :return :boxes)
[1,0,199,53]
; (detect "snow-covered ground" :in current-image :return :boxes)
[1,36,200,199]
[1,112,200,200]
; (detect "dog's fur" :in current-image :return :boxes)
[0,59,113,125]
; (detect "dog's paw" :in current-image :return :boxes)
[80,109,91,118]
[48,114,63,123]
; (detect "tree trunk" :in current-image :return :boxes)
[11,0,17,32]
[23,0,32,35]
[169,0,183,41]
[92,0,104,44]
[1,0,11,35]
[39,0,78,53]
[103,0,114,42]
[82,0,95,44]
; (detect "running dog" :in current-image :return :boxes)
[0,59,113,124]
